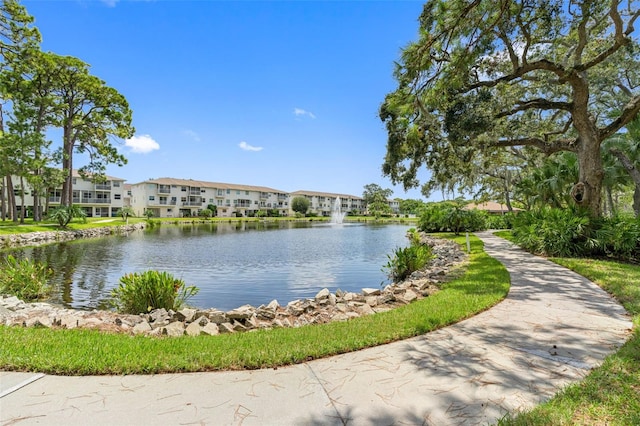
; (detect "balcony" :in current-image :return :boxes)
[158,186,171,194]
[234,200,252,208]
[277,195,288,201]
[260,192,269,199]
[72,198,110,204]
[189,189,201,195]
[95,184,111,190]
[183,201,203,206]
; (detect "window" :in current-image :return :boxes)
[148,196,155,201]
[209,198,214,203]
[201,189,206,193]
[245,191,249,195]
[181,186,187,192]
[114,194,121,200]
[236,190,240,195]
[113,182,120,187]
[226,189,230,194]
[181,197,186,202]
[72,178,77,184]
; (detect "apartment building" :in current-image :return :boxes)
[6,170,126,218]
[128,178,291,218]
[289,190,366,216]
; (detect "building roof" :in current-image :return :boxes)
[464,201,523,213]
[132,177,288,194]
[290,190,363,201]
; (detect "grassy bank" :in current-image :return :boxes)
[496,237,640,425]
[0,234,509,375]
[0,215,417,235]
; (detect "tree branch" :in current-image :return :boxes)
[599,95,640,139]
[495,98,572,118]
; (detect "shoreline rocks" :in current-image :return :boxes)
[0,223,146,248]
[0,235,467,337]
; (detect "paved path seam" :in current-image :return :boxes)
[0,231,633,425]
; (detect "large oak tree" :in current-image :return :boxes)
[380,0,640,217]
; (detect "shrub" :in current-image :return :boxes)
[48,205,87,228]
[110,270,199,314]
[418,201,487,234]
[512,207,597,257]
[199,208,213,218]
[384,244,433,282]
[0,255,53,301]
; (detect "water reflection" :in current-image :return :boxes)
[5,222,411,311]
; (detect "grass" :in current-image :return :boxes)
[497,242,640,425]
[0,234,509,375]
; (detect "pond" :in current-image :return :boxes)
[9,222,413,311]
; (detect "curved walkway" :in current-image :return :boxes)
[0,232,632,425]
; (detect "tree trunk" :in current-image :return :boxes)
[606,186,616,217]
[610,148,640,217]
[19,176,25,224]
[573,134,603,217]
[61,129,74,207]
[0,176,5,221]
[5,175,17,222]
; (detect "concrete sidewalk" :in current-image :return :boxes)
[0,232,632,425]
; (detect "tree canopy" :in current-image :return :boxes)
[0,0,134,219]
[381,0,640,217]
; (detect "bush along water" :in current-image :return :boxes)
[512,207,640,260]
[110,270,199,314]
[384,229,434,282]
[0,255,53,301]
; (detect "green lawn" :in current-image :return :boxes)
[0,234,509,375]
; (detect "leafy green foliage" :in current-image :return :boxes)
[110,270,199,314]
[380,0,640,216]
[48,205,87,228]
[383,233,433,282]
[418,201,487,234]
[291,196,310,215]
[199,208,213,218]
[512,208,640,259]
[0,255,52,301]
[118,206,135,222]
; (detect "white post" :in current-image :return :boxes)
[466,232,471,253]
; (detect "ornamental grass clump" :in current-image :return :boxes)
[0,255,53,301]
[111,270,199,314]
[384,238,433,282]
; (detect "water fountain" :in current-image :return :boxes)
[330,196,347,224]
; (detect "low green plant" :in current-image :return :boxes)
[0,255,53,301]
[110,270,199,314]
[384,244,433,282]
[48,205,87,228]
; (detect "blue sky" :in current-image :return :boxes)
[22,0,435,200]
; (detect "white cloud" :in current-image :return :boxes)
[125,134,160,154]
[183,129,201,142]
[293,107,316,119]
[238,141,263,152]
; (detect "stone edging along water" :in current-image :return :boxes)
[0,231,467,337]
[0,223,146,248]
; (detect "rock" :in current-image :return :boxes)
[149,308,170,325]
[226,305,254,320]
[207,310,227,324]
[219,322,235,333]
[201,322,219,335]
[133,321,152,334]
[362,288,381,296]
[176,308,197,323]
[315,288,331,300]
[185,321,202,336]
[400,289,418,304]
[162,321,185,337]
[358,304,376,316]
[267,299,280,310]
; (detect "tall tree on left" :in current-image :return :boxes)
[47,54,134,207]
[0,0,41,222]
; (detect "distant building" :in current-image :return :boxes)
[464,201,522,215]
[289,190,365,216]
[128,178,290,218]
[6,170,126,218]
